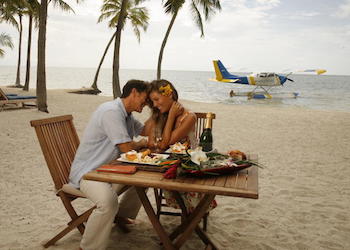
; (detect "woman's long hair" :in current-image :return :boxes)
[148,79,178,140]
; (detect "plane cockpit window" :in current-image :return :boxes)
[258,73,276,77]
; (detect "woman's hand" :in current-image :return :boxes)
[169,101,184,118]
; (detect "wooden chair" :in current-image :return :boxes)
[154,112,216,231]
[30,115,95,248]
[0,87,37,110]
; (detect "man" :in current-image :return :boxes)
[69,79,149,250]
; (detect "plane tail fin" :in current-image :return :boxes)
[213,60,223,81]
[213,60,235,81]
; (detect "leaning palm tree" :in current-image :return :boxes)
[0,32,14,57]
[90,31,116,94]
[91,0,149,94]
[157,0,221,79]
[36,0,82,112]
[23,0,39,91]
[98,0,149,98]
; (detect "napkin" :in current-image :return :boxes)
[97,164,137,174]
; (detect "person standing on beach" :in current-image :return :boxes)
[68,79,149,250]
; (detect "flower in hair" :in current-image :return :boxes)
[159,84,173,96]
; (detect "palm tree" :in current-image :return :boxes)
[36,0,82,112]
[23,0,39,91]
[91,0,149,94]
[112,0,128,98]
[98,0,149,98]
[36,0,48,112]
[90,31,116,94]
[157,0,221,79]
[0,32,14,57]
[0,0,28,87]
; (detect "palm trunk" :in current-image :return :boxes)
[36,0,48,113]
[91,31,117,92]
[112,0,128,99]
[15,14,23,87]
[23,14,33,91]
[157,11,178,80]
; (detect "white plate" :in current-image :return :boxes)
[118,153,169,166]
[165,148,186,154]
[165,142,191,154]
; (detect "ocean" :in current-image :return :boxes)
[1,66,349,112]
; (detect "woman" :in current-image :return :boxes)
[145,79,216,212]
[145,79,197,151]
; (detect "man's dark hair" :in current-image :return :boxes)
[121,79,148,98]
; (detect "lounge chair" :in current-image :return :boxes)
[153,112,216,231]
[0,87,37,110]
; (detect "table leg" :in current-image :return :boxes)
[195,227,218,250]
[173,194,216,249]
[171,191,218,249]
[135,187,176,250]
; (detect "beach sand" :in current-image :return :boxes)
[1,87,349,250]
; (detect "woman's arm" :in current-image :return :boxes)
[159,107,196,150]
[141,118,158,149]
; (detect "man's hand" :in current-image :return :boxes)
[137,138,148,149]
[118,138,148,153]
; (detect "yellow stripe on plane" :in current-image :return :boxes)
[316,69,327,75]
[213,60,223,81]
[248,76,256,85]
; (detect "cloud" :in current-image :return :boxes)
[335,0,350,18]
[287,11,321,20]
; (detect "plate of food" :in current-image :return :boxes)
[165,142,192,154]
[183,162,253,176]
[118,149,169,165]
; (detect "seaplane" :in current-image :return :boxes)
[210,60,326,99]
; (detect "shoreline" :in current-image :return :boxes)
[2,86,350,114]
[1,87,350,249]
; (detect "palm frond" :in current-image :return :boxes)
[101,2,121,13]
[190,1,204,37]
[197,0,221,20]
[128,6,149,42]
[0,32,14,57]
[98,10,119,24]
[163,0,185,15]
[132,24,141,42]
[51,0,75,13]
[99,0,149,37]
[0,33,14,49]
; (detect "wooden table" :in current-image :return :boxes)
[84,164,258,249]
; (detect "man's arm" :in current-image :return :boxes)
[117,139,148,153]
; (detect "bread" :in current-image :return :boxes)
[228,150,247,160]
[141,149,151,158]
[125,151,138,161]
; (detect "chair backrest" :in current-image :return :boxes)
[194,112,216,139]
[30,115,80,191]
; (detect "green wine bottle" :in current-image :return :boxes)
[199,113,213,152]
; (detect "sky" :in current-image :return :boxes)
[1,0,350,75]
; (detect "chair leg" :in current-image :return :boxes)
[203,212,208,232]
[59,192,85,234]
[43,206,95,248]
